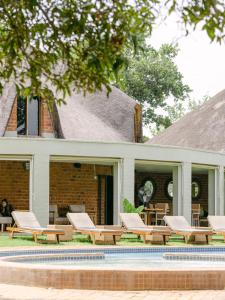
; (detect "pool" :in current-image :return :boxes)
[1,246,225,290]
[10,251,225,269]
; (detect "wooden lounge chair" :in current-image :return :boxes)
[67,212,122,244]
[120,213,171,244]
[164,215,213,244]
[7,211,65,243]
[208,216,225,241]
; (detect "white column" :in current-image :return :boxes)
[172,165,182,215]
[181,162,192,224]
[31,154,50,226]
[208,169,216,215]
[215,165,224,215]
[113,158,135,225]
[121,158,135,205]
[113,161,121,225]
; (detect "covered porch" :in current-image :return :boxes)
[133,160,224,226]
[0,138,224,228]
[49,156,119,226]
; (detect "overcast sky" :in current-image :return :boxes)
[149,15,225,101]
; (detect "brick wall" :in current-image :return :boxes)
[135,172,208,213]
[50,163,113,224]
[0,161,29,210]
[40,102,54,135]
[5,98,54,136]
[6,99,17,132]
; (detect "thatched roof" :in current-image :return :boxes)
[148,90,225,152]
[55,86,137,142]
[0,82,138,142]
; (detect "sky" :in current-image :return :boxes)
[149,15,225,101]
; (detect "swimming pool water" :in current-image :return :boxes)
[24,251,225,269]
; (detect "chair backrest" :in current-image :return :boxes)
[163,216,191,231]
[67,212,95,229]
[208,216,225,230]
[120,213,146,229]
[69,204,85,213]
[155,202,169,210]
[192,204,201,212]
[49,204,59,218]
[12,211,41,228]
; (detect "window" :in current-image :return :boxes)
[166,180,173,199]
[17,96,40,136]
[165,178,201,200]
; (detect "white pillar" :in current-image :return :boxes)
[181,162,192,224]
[121,158,135,205]
[208,169,216,215]
[172,165,182,215]
[113,161,121,225]
[215,165,224,215]
[31,154,50,226]
[113,158,135,225]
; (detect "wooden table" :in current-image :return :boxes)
[47,225,73,242]
[143,208,164,225]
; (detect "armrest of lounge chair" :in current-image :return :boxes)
[127,227,171,234]
[194,226,212,230]
[21,227,65,234]
[77,227,122,234]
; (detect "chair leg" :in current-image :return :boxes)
[113,235,116,245]
[143,235,147,244]
[163,235,166,245]
[206,235,209,244]
[33,234,38,243]
[56,234,60,244]
[9,230,14,239]
[92,234,96,245]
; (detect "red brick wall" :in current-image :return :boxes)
[0,161,29,210]
[5,98,54,136]
[135,172,208,213]
[40,102,54,134]
[6,99,17,132]
[50,163,113,224]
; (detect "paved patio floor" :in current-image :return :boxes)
[0,284,225,300]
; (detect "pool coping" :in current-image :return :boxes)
[1,246,225,290]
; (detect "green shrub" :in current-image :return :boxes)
[123,198,144,213]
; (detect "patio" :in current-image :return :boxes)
[0,283,224,300]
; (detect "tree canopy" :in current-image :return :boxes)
[0,0,223,103]
[117,43,191,132]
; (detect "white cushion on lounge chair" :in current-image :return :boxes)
[163,216,191,231]
[12,211,41,228]
[67,213,95,229]
[12,211,64,234]
[120,213,146,229]
[67,213,121,234]
[208,216,225,231]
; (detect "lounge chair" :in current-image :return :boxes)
[69,204,85,213]
[164,215,213,244]
[67,212,122,244]
[120,213,171,244]
[7,211,65,243]
[208,216,225,241]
